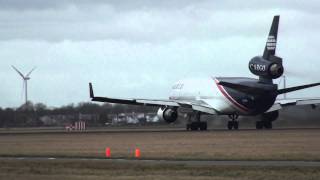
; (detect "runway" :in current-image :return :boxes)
[1,128,319,164]
[1,127,320,135]
[1,156,320,167]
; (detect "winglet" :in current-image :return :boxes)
[89,82,94,98]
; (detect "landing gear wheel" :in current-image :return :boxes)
[187,122,207,131]
[199,122,207,131]
[263,121,273,129]
[190,122,198,131]
[186,111,208,131]
[256,121,272,129]
[186,124,191,131]
[233,121,239,130]
[227,114,239,130]
[227,121,239,130]
[228,121,233,130]
[256,121,263,129]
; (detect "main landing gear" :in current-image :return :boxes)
[255,121,272,129]
[186,112,207,131]
[227,114,239,130]
[255,111,278,130]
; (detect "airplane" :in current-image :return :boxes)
[89,15,320,131]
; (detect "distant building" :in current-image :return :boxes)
[40,113,99,126]
[108,112,158,125]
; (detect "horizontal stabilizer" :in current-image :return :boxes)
[277,82,320,95]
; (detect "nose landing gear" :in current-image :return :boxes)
[227,114,239,130]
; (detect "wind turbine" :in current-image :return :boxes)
[12,65,36,105]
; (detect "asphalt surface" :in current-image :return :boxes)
[1,127,320,135]
[1,156,320,167]
[1,128,320,167]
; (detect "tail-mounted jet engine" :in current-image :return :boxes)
[249,56,283,79]
[157,107,178,123]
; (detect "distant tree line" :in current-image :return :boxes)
[0,101,158,128]
[1,101,319,128]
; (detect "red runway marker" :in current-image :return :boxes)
[105,147,111,158]
[135,148,140,158]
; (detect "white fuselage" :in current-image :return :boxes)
[169,77,250,115]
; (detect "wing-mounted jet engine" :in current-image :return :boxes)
[157,107,178,123]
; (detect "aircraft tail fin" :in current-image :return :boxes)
[263,15,279,60]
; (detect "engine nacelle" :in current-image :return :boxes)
[157,107,178,123]
[261,111,279,122]
[249,56,283,79]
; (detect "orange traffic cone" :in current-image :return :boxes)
[135,148,141,158]
[105,147,111,158]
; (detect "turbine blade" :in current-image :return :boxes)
[12,65,25,78]
[26,66,36,77]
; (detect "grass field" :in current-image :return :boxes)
[1,128,320,179]
[0,129,319,161]
[0,159,320,180]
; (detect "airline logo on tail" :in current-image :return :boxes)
[266,35,276,50]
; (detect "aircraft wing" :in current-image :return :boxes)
[89,83,218,115]
[267,98,320,112]
[91,96,180,107]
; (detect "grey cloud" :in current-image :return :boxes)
[1,0,320,12]
[0,0,68,10]
[1,4,319,42]
[1,1,320,107]
[0,0,192,10]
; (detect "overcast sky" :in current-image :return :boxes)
[1,0,320,108]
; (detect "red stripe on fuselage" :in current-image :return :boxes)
[214,79,249,113]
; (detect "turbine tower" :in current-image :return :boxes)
[278,75,287,99]
[283,75,286,99]
[12,65,36,105]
